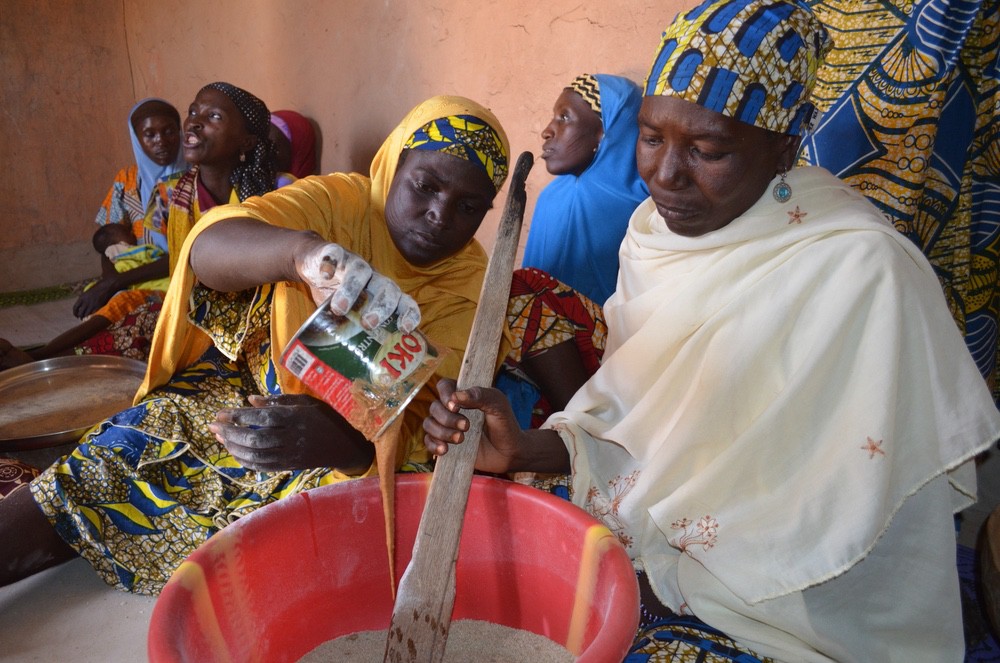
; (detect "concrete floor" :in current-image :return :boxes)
[0,298,156,663]
[0,559,156,663]
[0,298,82,349]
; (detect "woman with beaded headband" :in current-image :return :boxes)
[523,73,648,305]
[421,1,1000,660]
[0,95,509,597]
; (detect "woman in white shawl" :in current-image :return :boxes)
[422,1,1000,661]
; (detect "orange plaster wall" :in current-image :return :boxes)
[1,0,686,289]
[1,1,138,286]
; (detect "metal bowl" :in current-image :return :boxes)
[0,355,146,451]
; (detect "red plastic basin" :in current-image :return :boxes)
[148,473,639,662]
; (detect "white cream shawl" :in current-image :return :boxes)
[547,167,1000,661]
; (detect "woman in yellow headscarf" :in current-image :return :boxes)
[2,96,510,596]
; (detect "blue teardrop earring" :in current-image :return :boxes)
[772,170,792,203]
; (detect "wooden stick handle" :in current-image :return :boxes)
[384,151,534,663]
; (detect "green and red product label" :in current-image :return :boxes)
[280,301,447,440]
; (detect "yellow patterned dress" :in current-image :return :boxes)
[30,284,422,595]
[798,0,1000,401]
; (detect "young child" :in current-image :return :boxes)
[90,223,170,293]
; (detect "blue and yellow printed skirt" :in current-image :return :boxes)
[29,285,421,595]
[28,347,360,595]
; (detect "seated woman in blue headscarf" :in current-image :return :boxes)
[86,98,187,303]
[500,74,648,427]
[523,73,647,305]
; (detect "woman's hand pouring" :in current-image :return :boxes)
[295,241,421,332]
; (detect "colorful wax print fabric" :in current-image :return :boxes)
[799,0,1000,401]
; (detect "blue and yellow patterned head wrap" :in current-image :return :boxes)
[644,0,832,135]
[403,114,509,192]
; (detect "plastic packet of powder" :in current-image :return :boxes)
[280,295,450,440]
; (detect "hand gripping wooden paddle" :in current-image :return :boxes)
[384,151,534,663]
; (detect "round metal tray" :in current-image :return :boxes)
[0,355,147,451]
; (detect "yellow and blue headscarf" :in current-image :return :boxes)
[403,114,508,192]
[645,0,832,135]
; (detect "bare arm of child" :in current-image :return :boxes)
[73,257,168,319]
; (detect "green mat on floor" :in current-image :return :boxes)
[0,281,91,308]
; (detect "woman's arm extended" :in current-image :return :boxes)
[73,257,170,319]
[189,217,421,332]
[189,217,325,292]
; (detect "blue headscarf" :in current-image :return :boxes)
[128,98,187,213]
[521,74,649,305]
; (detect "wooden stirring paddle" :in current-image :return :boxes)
[384,151,534,663]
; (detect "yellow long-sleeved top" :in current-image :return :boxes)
[139,95,512,477]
